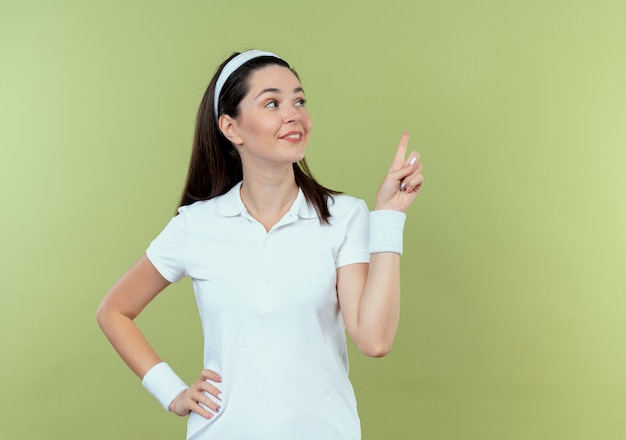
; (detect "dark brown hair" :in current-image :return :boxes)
[177,52,339,223]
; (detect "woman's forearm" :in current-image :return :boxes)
[354,253,401,357]
[97,304,162,379]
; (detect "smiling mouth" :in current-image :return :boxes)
[281,133,302,140]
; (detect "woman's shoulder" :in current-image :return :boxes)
[327,193,369,220]
[176,184,245,223]
[176,197,221,219]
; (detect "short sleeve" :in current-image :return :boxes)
[335,199,370,268]
[146,207,189,283]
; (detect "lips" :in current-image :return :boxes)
[279,131,303,140]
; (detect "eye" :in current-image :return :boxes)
[264,100,278,108]
[295,98,307,107]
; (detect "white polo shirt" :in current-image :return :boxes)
[146,181,370,440]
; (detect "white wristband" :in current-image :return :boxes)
[142,362,189,411]
[369,210,407,255]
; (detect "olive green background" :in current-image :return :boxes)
[1,0,625,439]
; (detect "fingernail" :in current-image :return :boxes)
[215,405,221,412]
[409,157,417,166]
[400,182,407,191]
[218,393,223,400]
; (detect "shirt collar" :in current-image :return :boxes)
[217,181,318,220]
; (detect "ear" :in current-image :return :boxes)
[219,115,243,146]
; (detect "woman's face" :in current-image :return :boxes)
[229,65,312,168]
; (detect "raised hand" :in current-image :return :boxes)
[375,132,423,212]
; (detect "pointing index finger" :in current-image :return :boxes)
[391,132,410,169]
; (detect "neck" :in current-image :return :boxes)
[239,166,299,231]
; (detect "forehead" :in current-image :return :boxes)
[246,65,302,94]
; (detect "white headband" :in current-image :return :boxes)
[214,50,279,119]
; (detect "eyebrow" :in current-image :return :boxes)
[254,87,305,100]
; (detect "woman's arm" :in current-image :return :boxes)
[97,254,171,377]
[337,132,423,357]
[97,255,222,418]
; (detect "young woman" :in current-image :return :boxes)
[97,50,423,439]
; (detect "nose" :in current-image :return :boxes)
[283,104,301,124]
